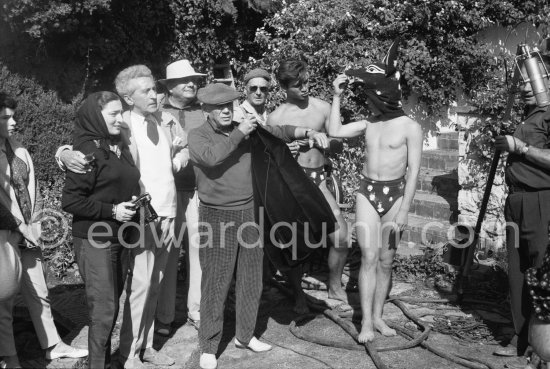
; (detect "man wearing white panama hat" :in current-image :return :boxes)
[156,59,206,335]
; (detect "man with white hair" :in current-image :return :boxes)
[57,65,187,369]
[114,64,187,369]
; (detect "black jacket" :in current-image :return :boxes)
[250,125,337,269]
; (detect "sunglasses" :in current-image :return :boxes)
[248,86,269,93]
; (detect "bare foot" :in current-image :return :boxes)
[358,321,375,343]
[327,286,348,303]
[374,318,397,337]
[293,295,310,314]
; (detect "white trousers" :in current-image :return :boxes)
[119,217,174,360]
[0,231,60,356]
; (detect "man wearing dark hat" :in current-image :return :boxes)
[156,59,206,335]
[328,39,422,343]
[233,68,271,126]
[268,59,350,315]
[188,83,328,369]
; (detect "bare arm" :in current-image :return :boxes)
[523,146,550,169]
[395,121,423,228]
[327,74,367,138]
[267,109,325,153]
[495,135,550,169]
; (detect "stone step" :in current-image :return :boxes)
[399,214,499,264]
[439,131,459,139]
[410,191,459,221]
[437,131,459,150]
[421,149,459,171]
[401,214,453,247]
[416,168,460,198]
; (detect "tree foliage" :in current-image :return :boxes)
[247,0,550,205]
[1,0,550,274]
[0,0,277,97]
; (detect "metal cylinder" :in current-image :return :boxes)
[524,56,550,107]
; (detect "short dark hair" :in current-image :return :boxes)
[276,60,308,88]
[0,92,17,111]
[96,91,121,110]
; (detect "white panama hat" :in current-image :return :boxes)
[158,59,206,84]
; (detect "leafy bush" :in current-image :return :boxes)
[0,0,277,97]
[245,0,550,207]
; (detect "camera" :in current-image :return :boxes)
[131,193,158,223]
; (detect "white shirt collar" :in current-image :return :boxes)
[241,100,267,122]
[130,110,148,125]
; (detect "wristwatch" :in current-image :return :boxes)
[305,128,313,138]
[520,144,530,156]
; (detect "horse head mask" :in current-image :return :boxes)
[345,38,405,120]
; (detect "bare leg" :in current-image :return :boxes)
[372,198,402,337]
[288,265,310,314]
[319,182,349,302]
[355,193,381,343]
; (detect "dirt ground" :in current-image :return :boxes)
[10,253,535,369]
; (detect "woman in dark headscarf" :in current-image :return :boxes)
[62,91,140,369]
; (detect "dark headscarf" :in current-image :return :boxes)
[73,92,124,158]
[346,63,405,121]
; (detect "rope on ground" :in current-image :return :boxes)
[261,333,337,369]
[391,299,500,369]
[390,295,507,344]
[269,278,507,369]
[290,314,362,351]
[393,326,493,369]
[321,308,389,369]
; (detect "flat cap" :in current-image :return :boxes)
[243,68,271,84]
[197,83,241,105]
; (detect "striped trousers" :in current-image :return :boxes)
[198,205,263,354]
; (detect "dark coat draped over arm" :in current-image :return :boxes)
[249,125,337,269]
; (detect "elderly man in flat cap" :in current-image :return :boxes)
[189,83,329,369]
[156,59,206,335]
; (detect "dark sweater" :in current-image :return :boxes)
[188,119,297,210]
[506,106,550,190]
[62,141,140,243]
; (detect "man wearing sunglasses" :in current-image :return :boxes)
[233,68,271,126]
